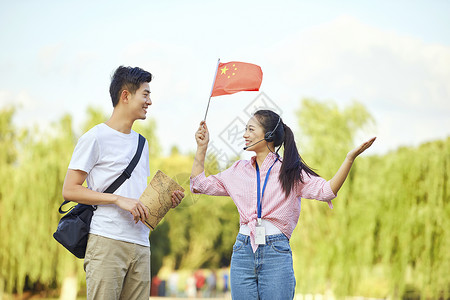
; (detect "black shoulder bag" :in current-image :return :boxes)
[53,134,145,259]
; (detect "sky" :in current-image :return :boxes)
[1,0,449,162]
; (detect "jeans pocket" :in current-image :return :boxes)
[271,240,292,254]
[232,239,244,252]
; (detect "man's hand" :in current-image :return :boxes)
[115,196,149,223]
[171,190,184,208]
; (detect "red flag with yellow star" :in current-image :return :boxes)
[210,61,263,97]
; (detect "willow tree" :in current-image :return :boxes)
[289,98,373,295]
[0,106,161,297]
[352,140,450,299]
[151,149,239,276]
[0,108,18,297]
[0,109,82,297]
[291,98,449,299]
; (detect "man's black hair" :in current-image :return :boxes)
[109,66,152,107]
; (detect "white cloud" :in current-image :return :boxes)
[3,14,448,159]
[0,90,37,111]
[262,15,450,152]
[0,90,11,107]
[0,89,54,133]
[38,43,64,74]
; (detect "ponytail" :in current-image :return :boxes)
[279,123,319,198]
[253,110,318,198]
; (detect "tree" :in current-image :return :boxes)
[1,102,448,299]
[0,108,83,297]
[291,98,449,299]
[150,151,239,275]
[0,107,18,297]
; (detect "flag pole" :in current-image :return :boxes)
[203,58,221,121]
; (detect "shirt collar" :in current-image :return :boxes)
[250,152,280,169]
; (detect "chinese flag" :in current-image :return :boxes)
[210,61,263,97]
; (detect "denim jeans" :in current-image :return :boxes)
[230,233,296,300]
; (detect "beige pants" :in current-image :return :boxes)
[84,234,151,300]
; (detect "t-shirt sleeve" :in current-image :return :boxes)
[68,129,100,174]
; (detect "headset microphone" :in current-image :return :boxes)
[243,115,282,150]
[243,139,265,150]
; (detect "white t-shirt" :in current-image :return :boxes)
[68,123,151,247]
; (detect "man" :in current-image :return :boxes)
[62,66,184,299]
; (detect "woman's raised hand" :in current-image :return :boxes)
[195,121,210,149]
[347,137,377,162]
[330,137,377,195]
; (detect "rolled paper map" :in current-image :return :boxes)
[139,170,185,230]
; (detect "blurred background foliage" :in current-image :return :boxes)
[0,98,448,299]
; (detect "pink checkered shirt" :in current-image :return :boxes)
[190,152,336,252]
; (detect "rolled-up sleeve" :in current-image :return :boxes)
[190,171,230,196]
[296,172,337,209]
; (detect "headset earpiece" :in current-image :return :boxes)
[264,116,281,142]
[264,131,274,142]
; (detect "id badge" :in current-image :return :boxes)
[255,225,266,245]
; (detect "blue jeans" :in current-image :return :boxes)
[230,233,296,300]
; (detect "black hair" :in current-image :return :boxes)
[109,66,153,107]
[253,110,319,198]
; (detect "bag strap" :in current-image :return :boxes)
[104,134,145,194]
[58,134,146,214]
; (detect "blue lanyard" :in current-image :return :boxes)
[256,158,279,223]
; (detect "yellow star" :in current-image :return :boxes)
[221,66,228,74]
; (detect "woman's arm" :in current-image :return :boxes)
[329,137,376,195]
[191,121,209,178]
[190,121,231,196]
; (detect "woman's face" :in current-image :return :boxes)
[243,116,266,151]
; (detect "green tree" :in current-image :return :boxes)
[0,106,161,298]
[291,98,373,295]
[82,106,107,133]
[0,108,84,297]
[1,102,448,299]
[0,107,18,297]
[291,98,449,299]
[151,150,240,274]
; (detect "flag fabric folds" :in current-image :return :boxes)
[210,61,263,97]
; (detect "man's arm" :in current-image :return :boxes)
[62,169,149,223]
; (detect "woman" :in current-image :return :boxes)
[190,110,376,299]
